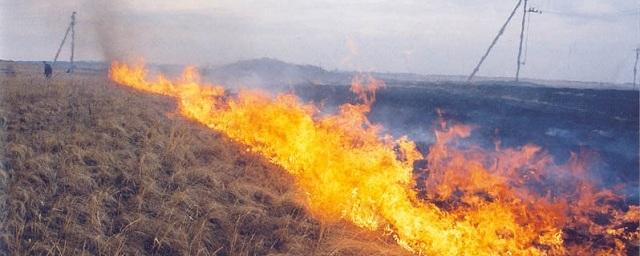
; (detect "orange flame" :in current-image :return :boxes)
[109,61,638,255]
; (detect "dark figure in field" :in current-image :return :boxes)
[43,61,52,78]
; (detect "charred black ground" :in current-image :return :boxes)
[294,81,639,203]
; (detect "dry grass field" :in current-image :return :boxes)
[0,62,406,255]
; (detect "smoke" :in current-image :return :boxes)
[88,0,138,62]
[0,0,142,62]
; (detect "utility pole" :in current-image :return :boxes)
[634,48,639,89]
[53,11,76,73]
[68,11,76,73]
[469,1,543,82]
[515,0,528,82]
[516,5,542,82]
[468,0,523,82]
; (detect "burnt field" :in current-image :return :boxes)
[3,60,638,255]
[295,81,640,201]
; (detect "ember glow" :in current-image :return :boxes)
[109,61,639,255]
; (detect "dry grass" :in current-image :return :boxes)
[0,62,407,256]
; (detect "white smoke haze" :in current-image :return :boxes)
[0,0,637,83]
[89,0,137,62]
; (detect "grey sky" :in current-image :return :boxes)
[1,0,638,83]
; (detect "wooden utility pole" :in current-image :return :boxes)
[68,11,76,73]
[468,0,523,82]
[634,48,639,89]
[469,1,542,82]
[515,5,542,81]
[515,0,528,82]
[53,11,76,73]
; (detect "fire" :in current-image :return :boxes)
[109,61,639,255]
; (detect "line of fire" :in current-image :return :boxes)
[2,1,639,255]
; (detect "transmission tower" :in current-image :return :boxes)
[53,11,77,73]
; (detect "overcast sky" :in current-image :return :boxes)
[1,0,638,83]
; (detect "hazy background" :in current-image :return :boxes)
[1,0,638,83]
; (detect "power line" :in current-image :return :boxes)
[541,9,637,19]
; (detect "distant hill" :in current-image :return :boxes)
[200,58,636,91]
[2,59,635,91]
[202,58,350,89]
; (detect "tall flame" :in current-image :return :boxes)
[109,61,638,255]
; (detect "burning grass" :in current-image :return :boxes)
[0,63,407,255]
[108,61,639,255]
